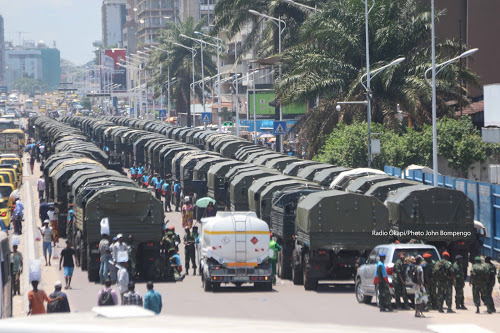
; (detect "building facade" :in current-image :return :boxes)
[102,0,127,48]
[0,15,4,86]
[41,48,61,90]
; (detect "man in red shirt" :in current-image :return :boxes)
[28,280,49,315]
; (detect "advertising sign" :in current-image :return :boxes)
[99,49,127,92]
[248,90,306,119]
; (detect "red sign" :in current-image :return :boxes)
[250,236,259,245]
[99,49,127,92]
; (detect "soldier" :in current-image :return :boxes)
[183,228,197,275]
[484,256,496,298]
[375,253,392,312]
[433,251,455,313]
[392,252,410,310]
[128,235,137,279]
[452,255,467,310]
[470,256,495,314]
[269,236,281,286]
[423,253,437,310]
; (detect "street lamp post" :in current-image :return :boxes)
[173,42,197,127]
[249,10,287,152]
[152,46,173,121]
[195,31,223,131]
[284,0,318,12]
[425,47,478,185]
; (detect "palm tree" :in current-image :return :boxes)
[276,0,478,157]
[148,17,217,126]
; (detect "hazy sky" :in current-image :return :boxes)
[0,0,102,65]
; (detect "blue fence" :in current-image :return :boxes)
[384,165,500,258]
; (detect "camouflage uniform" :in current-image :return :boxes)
[433,258,453,312]
[392,258,409,309]
[485,261,496,296]
[471,261,495,313]
[128,242,138,279]
[423,258,437,309]
[377,262,392,311]
[452,261,465,309]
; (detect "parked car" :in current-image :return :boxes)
[355,243,441,306]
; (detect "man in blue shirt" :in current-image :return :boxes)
[173,182,181,212]
[144,281,162,315]
[162,181,172,212]
[141,172,149,189]
[137,164,144,180]
[154,175,163,200]
[130,165,137,181]
[13,199,24,235]
[67,204,75,240]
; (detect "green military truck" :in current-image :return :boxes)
[293,190,390,290]
[74,186,164,281]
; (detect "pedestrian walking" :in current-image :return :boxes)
[11,244,23,296]
[470,256,495,314]
[66,204,75,242]
[39,220,53,266]
[130,164,137,181]
[183,228,197,275]
[452,255,467,310]
[116,261,129,302]
[141,171,149,189]
[169,249,185,281]
[413,255,427,318]
[422,252,437,310]
[28,280,49,315]
[39,199,49,226]
[97,279,118,306]
[122,282,143,306]
[59,240,78,289]
[269,236,281,285]
[47,281,70,313]
[392,252,410,310]
[204,201,216,218]
[162,180,172,212]
[173,181,181,212]
[47,206,59,245]
[37,175,45,200]
[374,253,392,312]
[127,235,137,279]
[99,233,112,284]
[144,281,162,315]
[433,251,455,313]
[13,199,24,235]
[181,197,194,229]
[29,155,35,174]
[484,256,496,297]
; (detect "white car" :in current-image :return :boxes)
[355,243,440,306]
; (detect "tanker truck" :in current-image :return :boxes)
[199,212,273,291]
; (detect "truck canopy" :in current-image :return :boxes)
[330,168,387,190]
[364,179,418,202]
[385,185,475,241]
[313,167,351,186]
[296,164,336,181]
[265,156,300,172]
[283,161,319,176]
[296,190,390,249]
[247,175,292,216]
[344,175,395,195]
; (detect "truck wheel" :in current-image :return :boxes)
[281,249,292,280]
[202,275,212,292]
[276,252,282,278]
[355,277,372,304]
[80,240,87,271]
[303,252,318,291]
[292,251,303,285]
[263,282,273,291]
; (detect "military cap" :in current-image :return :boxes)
[474,256,482,262]
[442,251,450,257]
[423,253,432,259]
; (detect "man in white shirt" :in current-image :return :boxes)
[116,261,129,303]
[37,175,45,200]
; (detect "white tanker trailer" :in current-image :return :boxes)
[199,212,273,291]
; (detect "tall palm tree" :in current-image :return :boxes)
[148,17,217,126]
[276,0,478,157]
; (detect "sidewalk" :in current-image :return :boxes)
[12,153,62,317]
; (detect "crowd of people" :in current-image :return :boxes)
[375,251,500,317]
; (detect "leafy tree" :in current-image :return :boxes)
[148,17,217,126]
[12,78,48,95]
[82,96,91,110]
[278,0,478,157]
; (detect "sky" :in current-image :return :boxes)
[0,0,102,65]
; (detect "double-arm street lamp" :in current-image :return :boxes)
[284,0,318,12]
[151,46,173,121]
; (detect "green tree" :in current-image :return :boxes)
[148,17,217,126]
[278,0,478,157]
[81,96,91,110]
[12,78,48,95]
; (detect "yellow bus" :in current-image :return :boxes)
[1,129,25,147]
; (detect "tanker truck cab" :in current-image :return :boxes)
[199,212,274,291]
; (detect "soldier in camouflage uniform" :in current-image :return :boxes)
[433,251,455,313]
[127,235,137,279]
[392,252,410,309]
[375,253,392,312]
[423,253,437,310]
[484,256,497,312]
[452,255,467,310]
[470,256,495,314]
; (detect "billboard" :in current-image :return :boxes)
[248,90,306,119]
[99,49,127,92]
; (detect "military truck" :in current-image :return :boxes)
[74,186,164,281]
[283,161,319,176]
[270,185,324,280]
[247,175,293,218]
[207,161,245,209]
[312,167,351,186]
[292,190,390,290]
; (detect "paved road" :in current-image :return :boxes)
[13,124,499,332]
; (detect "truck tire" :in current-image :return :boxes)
[281,248,292,280]
[355,277,372,304]
[292,251,303,285]
[303,252,318,291]
[202,275,212,292]
[277,252,282,278]
[80,240,87,271]
[87,247,98,282]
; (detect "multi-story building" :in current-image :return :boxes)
[41,48,61,90]
[5,49,43,88]
[0,15,4,86]
[102,0,127,48]
[122,0,138,54]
